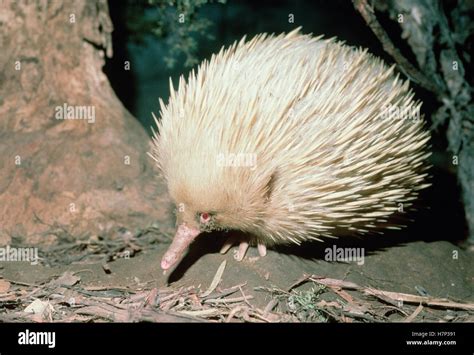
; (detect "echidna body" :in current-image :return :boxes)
[150,28,431,270]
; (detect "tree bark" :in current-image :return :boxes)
[0,0,174,245]
[354,0,474,243]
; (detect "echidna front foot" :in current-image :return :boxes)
[220,234,267,261]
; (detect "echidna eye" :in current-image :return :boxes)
[200,212,211,224]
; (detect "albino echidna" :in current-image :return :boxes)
[150,28,431,271]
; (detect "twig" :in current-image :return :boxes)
[404,304,424,322]
[308,276,360,290]
[226,305,247,323]
[305,275,474,312]
[263,299,279,314]
[6,279,44,287]
[364,288,474,311]
[352,0,445,96]
[204,296,254,304]
[238,284,252,307]
[200,283,245,301]
[178,309,219,317]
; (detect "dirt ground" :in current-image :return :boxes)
[0,224,473,323]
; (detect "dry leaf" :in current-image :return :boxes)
[0,279,11,293]
[24,299,54,315]
[201,260,226,298]
[52,271,80,287]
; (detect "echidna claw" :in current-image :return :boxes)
[220,234,238,254]
[234,241,249,261]
[220,235,267,261]
[257,243,267,257]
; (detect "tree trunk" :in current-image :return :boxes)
[355,0,474,243]
[0,0,174,245]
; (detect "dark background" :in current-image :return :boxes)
[103,0,468,243]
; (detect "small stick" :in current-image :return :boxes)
[352,0,445,96]
[404,304,424,322]
[305,275,474,311]
[204,296,254,304]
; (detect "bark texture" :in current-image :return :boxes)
[0,0,174,244]
[354,0,474,243]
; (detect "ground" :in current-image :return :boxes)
[0,226,472,322]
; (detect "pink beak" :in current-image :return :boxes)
[161,223,201,270]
